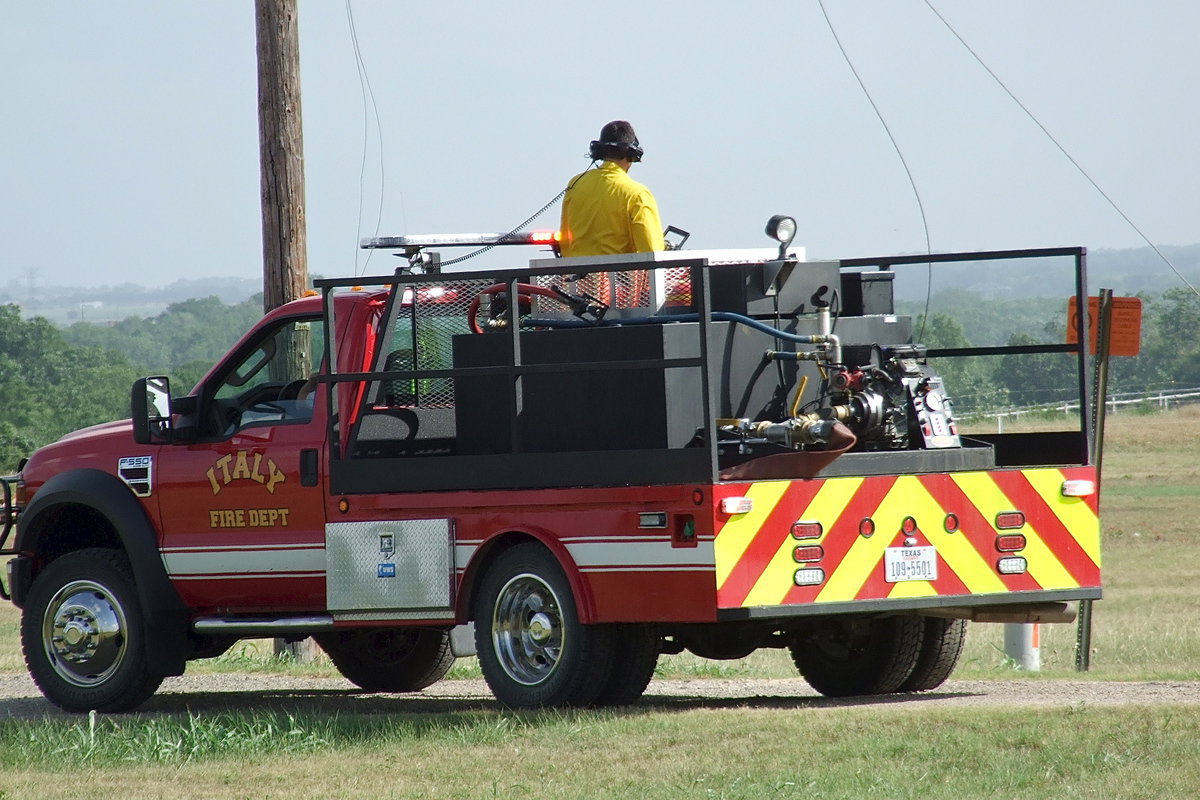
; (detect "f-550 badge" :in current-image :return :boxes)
[118,456,154,498]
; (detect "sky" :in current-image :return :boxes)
[1,1,1196,291]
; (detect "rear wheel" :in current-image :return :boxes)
[789,616,924,697]
[22,548,162,712]
[897,618,967,692]
[314,627,454,692]
[474,543,614,708]
[594,624,659,706]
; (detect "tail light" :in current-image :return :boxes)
[995,511,1025,530]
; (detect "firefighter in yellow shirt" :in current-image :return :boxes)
[560,121,664,304]
[560,120,664,256]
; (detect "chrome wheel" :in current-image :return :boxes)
[42,579,130,687]
[491,572,564,686]
[23,548,162,712]
[474,543,615,708]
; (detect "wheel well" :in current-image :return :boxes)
[458,531,536,623]
[28,503,122,572]
[458,531,596,624]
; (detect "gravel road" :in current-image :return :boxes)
[3,673,1199,718]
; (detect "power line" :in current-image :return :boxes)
[816,0,935,341]
[923,0,1199,299]
[345,1,388,276]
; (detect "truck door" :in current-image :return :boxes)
[155,315,329,613]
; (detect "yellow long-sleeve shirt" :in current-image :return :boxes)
[559,161,665,257]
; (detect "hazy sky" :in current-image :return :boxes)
[2,1,1196,290]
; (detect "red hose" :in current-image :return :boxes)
[467,282,567,334]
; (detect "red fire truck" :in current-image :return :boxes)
[0,220,1102,712]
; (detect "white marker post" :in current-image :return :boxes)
[1004,623,1041,670]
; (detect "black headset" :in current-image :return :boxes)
[588,138,644,163]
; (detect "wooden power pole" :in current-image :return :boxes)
[256,0,317,663]
[255,0,308,313]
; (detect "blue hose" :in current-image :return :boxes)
[520,311,825,345]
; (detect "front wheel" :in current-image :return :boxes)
[474,543,614,708]
[314,627,454,692]
[21,548,162,712]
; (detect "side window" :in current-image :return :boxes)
[207,317,325,435]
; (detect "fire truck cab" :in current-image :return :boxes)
[1,221,1102,711]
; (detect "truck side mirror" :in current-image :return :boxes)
[131,376,174,445]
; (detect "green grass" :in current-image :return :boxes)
[1,705,1198,799]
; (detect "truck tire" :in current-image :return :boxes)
[897,617,967,692]
[789,615,924,697]
[474,543,615,709]
[22,548,163,712]
[594,624,659,706]
[314,628,454,692]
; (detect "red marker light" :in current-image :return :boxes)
[790,521,823,540]
[995,511,1025,530]
[792,545,824,563]
[996,534,1027,552]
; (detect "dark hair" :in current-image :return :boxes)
[598,120,638,146]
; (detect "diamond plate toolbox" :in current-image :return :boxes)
[326,519,454,612]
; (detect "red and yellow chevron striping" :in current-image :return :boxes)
[714,467,1100,610]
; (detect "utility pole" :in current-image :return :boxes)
[255,0,317,663]
[255,0,308,313]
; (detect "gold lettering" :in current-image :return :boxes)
[265,458,286,494]
[215,454,233,484]
[250,451,266,484]
[231,451,252,481]
[208,506,291,529]
[206,467,221,495]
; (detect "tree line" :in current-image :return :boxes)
[0,296,261,470]
[1,286,1196,470]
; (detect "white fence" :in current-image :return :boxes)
[966,387,1200,431]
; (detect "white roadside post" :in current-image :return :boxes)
[1004,623,1041,670]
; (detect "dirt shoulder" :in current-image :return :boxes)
[3,672,1199,719]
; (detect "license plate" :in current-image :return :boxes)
[884,546,938,583]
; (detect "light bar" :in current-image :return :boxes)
[360,231,560,250]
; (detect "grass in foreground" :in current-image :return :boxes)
[1,705,1198,799]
